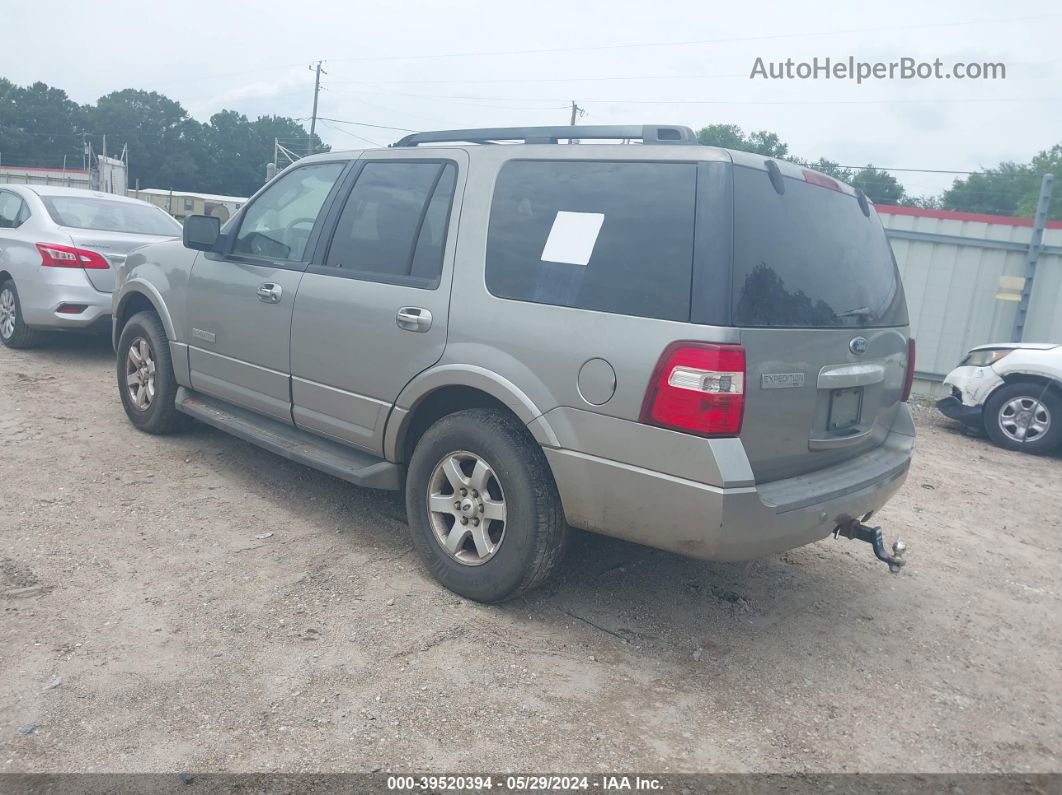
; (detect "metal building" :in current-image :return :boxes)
[878,204,1062,391]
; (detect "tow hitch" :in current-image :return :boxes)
[834,518,907,573]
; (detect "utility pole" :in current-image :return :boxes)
[308,61,326,157]
[569,100,585,126]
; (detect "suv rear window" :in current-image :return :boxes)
[730,165,907,328]
[486,160,696,322]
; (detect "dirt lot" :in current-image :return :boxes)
[1,335,1059,774]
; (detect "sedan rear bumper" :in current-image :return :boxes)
[18,267,111,332]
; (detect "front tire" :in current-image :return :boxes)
[405,408,568,602]
[983,382,1062,454]
[0,279,46,349]
[117,311,184,434]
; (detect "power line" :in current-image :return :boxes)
[317,120,384,148]
[322,13,1060,63]
[310,117,420,133]
[332,88,1060,106]
[327,73,747,86]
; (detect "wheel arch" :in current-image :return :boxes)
[112,284,174,349]
[384,366,560,464]
[996,372,1062,400]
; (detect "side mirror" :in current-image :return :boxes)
[183,214,221,252]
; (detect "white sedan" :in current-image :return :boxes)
[937,343,1062,454]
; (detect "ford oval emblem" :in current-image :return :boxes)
[849,336,869,355]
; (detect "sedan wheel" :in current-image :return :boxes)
[0,287,15,341]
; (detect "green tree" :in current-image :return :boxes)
[1016,145,1062,219]
[90,89,204,190]
[940,161,1034,217]
[195,112,329,197]
[850,166,906,205]
[696,123,789,158]
[0,80,85,168]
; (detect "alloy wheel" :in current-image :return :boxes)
[125,337,157,411]
[426,450,507,566]
[0,288,15,340]
[998,396,1051,443]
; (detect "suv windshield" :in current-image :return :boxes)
[730,165,907,328]
[41,196,182,236]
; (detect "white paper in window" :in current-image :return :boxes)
[540,211,604,266]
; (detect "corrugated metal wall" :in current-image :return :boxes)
[878,206,1062,379]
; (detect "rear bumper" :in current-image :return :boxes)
[19,267,111,332]
[545,405,915,562]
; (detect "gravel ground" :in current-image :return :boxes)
[1,335,1059,774]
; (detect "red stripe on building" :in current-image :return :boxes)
[874,203,1062,229]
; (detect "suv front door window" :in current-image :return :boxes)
[232,162,344,262]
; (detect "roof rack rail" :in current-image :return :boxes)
[393,125,698,148]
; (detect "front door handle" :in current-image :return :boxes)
[396,306,432,332]
[257,283,282,303]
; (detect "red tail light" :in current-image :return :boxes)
[902,338,916,402]
[802,169,842,192]
[641,342,746,436]
[36,243,109,270]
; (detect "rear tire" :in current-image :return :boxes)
[983,382,1062,454]
[117,310,185,435]
[0,279,46,349]
[405,408,568,602]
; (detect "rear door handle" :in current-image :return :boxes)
[396,306,432,332]
[257,283,282,303]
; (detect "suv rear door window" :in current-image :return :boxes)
[730,165,907,328]
[485,160,696,322]
[324,161,456,288]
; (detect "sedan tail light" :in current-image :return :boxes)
[36,242,109,269]
[640,342,746,436]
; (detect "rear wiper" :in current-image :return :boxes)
[834,306,872,320]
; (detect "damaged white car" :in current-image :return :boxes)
[937,343,1062,453]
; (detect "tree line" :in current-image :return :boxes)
[1,78,1059,217]
[0,79,328,198]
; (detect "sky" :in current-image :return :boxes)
[4,0,1061,197]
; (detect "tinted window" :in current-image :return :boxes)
[233,161,345,262]
[0,191,24,229]
[325,162,456,287]
[485,160,696,322]
[41,196,181,236]
[731,166,907,328]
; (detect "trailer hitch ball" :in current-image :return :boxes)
[834,520,908,573]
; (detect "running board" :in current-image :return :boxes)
[175,387,403,491]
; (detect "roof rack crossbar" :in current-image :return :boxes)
[393,125,698,148]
